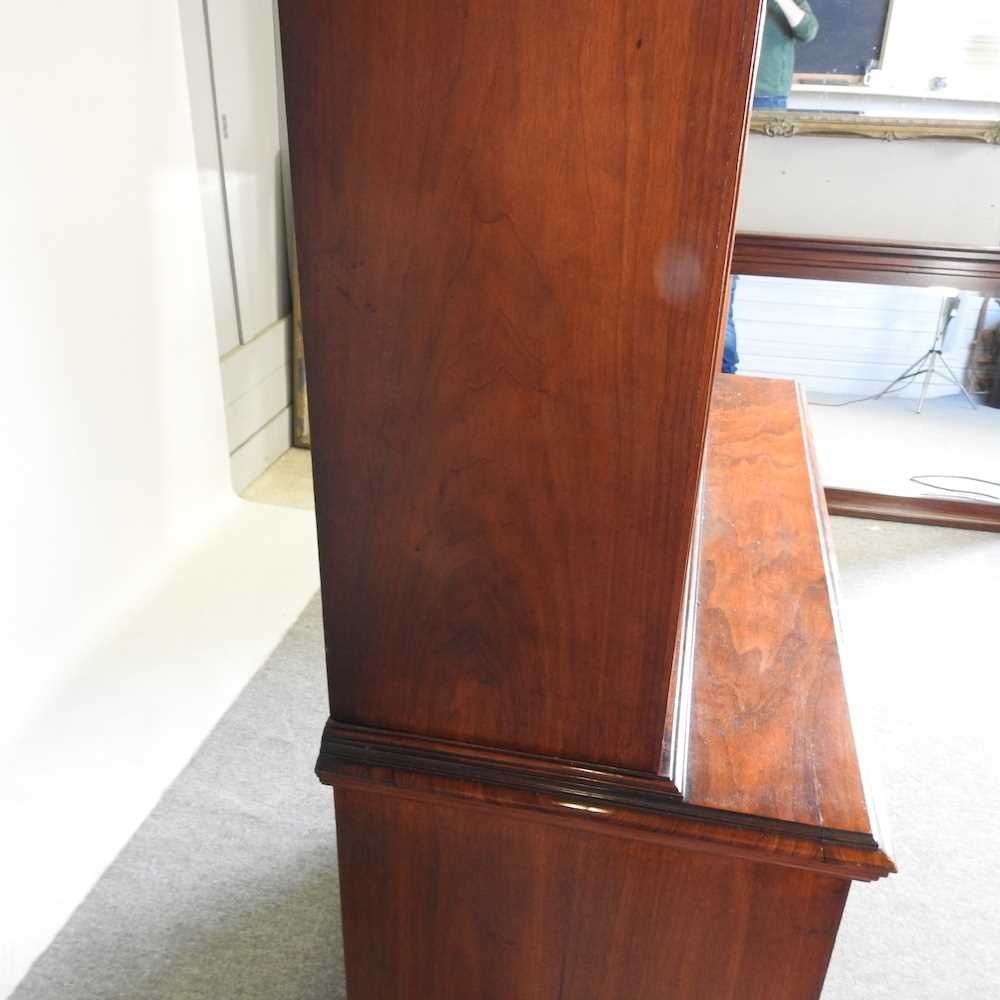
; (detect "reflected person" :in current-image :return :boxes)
[723,0,818,374]
[755,0,819,110]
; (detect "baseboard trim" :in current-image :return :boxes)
[825,487,1000,533]
[230,407,292,494]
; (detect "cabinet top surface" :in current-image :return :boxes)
[686,376,877,843]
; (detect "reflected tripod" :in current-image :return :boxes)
[897,294,977,414]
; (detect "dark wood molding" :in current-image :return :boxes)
[338,774,892,884]
[825,488,1000,532]
[316,719,882,852]
[320,735,893,882]
[318,720,682,808]
[732,232,1000,295]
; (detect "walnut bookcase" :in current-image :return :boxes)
[278,4,894,997]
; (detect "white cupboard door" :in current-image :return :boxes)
[206,0,291,344]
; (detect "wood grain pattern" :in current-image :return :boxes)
[335,785,851,1000]
[313,377,895,880]
[686,377,872,836]
[826,487,1000,533]
[278,0,761,771]
[733,232,1000,295]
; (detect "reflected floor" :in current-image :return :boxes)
[806,391,1000,502]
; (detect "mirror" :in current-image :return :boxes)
[733,0,1000,520]
[726,271,1000,508]
[749,0,1000,141]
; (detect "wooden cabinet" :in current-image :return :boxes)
[279,3,894,997]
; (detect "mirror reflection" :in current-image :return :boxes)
[751,0,1000,120]
[727,275,1000,502]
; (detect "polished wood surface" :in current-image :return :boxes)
[309,378,895,1000]
[733,232,1000,294]
[280,5,895,995]
[687,377,872,836]
[279,0,761,771]
[315,378,895,881]
[335,785,851,1000]
[323,758,894,883]
[826,487,1000,533]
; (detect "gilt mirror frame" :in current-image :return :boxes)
[750,0,1000,144]
[749,111,1000,144]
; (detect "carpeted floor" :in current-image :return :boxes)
[820,518,1000,1000]
[10,596,345,1000]
[10,518,1000,999]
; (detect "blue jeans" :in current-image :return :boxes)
[720,97,785,374]
[752,95,788,109]
[722,277,739,374]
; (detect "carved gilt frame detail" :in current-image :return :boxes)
[750,111,1000,144]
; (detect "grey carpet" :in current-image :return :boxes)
[13,520,1000,998]
[10,595,346,1000]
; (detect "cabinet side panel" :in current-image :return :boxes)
[280,1,760,769]
[334,786,848,1000]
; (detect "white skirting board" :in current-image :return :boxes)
[0,499,319,997]
[230,407,293,494]
[220,317,294,491]
[226,363,291,454]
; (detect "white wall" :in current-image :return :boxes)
[0,0,235,752]
[737,133,1000,246]
[0,3,320,993]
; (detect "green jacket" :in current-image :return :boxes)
[754,0,819,98]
